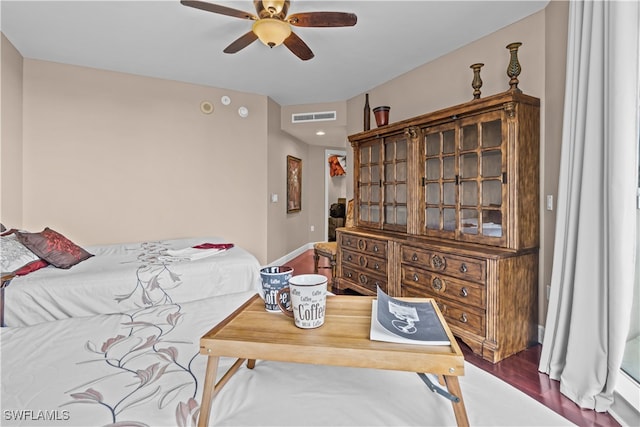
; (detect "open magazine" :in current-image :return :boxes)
[370,286,450,346]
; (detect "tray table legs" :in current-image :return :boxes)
[198,359,469,427]
[443,375,469,427]
[198,356,255,427]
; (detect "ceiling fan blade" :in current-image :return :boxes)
[283,32,314,61]
[287,12,357,27]
[180,1,257,20]
[224,31,259,54]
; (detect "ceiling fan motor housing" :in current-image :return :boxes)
[254,0,289,19]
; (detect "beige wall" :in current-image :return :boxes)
[266,97,311,262]
[267,101,349,262]
[19,59,271,262]
[1,35,24,227]
[345,5,569,328]
[542,0,569,328]
[1,36,340,266]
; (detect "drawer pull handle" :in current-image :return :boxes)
[413,273,419,282]
[347,255,353,262]
[460,263,468,273]
[412,253,419,262]
[432,277,443,291]
[373,245,379,252]
[346,240,352,246]
[347,272,353,278]
[460,313,468,323]
[374,263,380,270]
[460,287,468,297]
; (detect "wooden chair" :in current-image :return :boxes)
[313,241,338,286]
[314,199,353,291]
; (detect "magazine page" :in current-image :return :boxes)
[370,286,450,346]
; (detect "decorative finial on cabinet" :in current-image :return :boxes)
[470,63,484,99]
[506,42,523,93]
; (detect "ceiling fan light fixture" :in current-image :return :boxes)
[252,18,291,48]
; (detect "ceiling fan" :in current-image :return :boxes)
[180,0,357,60]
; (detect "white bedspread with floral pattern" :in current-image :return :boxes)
[1,291,256,426]
[3,237,261,327]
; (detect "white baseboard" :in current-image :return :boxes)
[265,243,315,268]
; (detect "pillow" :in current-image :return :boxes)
[14,259,49,276]
[0,232,44,275]
[16,227,94,269]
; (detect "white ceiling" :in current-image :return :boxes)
[1,0,548,144]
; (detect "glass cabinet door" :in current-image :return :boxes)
[356,134,408,231]
[421,111,506,243]
[423,123,457,239]
[358,140,382,227]
[458,112,505,242]
[382,133,408,231]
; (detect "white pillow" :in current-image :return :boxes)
[1,233,41,274]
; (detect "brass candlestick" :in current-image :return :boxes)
[506,42,522,92]
[470,63,484,99]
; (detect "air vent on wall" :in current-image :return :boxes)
[292,111,337,123]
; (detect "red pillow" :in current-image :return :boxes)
[16,227,93,269]
[14,259,49,276]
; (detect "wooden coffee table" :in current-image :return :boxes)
[198,294,469,427]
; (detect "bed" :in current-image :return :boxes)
[0,291,572,427]
[1,232,261,327]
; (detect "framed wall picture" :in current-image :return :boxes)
[287,155,302,213]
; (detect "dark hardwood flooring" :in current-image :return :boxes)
[287,249,621,427]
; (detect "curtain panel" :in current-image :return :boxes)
[538,0,639,412]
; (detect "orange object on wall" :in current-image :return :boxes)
[328,155,346,177]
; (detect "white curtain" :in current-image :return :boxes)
[539,0,639,412]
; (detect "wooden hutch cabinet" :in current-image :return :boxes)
[336,90,540,363]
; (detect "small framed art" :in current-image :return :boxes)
[287,155,302,213]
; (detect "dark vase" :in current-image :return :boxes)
[363,93,370,131]
[373,106,390,127]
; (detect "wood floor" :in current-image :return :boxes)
[287,249,621,427]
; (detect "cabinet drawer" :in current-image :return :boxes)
[341,249,387,276]
[340,234,387,258]
[401,283,485,337]
[341,265,387,294]
[401,246,485,284]
[435,299,485,337]
[400,266,485,309]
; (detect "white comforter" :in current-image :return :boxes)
[3,237,261,327]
